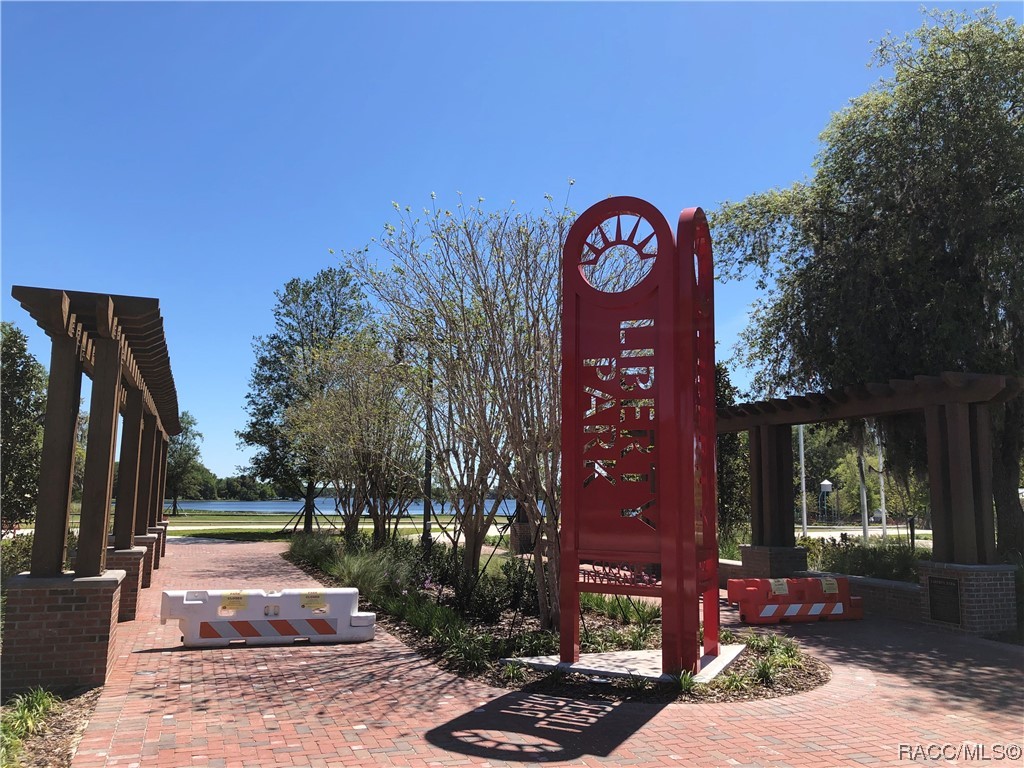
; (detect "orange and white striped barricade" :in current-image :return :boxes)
[727,577,863,624]
[160,588,375,648]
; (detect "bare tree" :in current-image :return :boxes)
[356,193,573,628]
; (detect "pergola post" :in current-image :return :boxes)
[741,424,804,576]
[969,404,996,564]
[113,386,144,550]
[29,333,83,577]
[75,302,123,578]
[924,404,954,561]
[135,412,158,536]
[106,384,148,621]
[748,427,764,546]
[148,432,169,566]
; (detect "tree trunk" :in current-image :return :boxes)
[993,399,1024,559]
[172,494,179,516]
[303,481,316,534]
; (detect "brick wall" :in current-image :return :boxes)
[800,570,922,619]
[719,559,743,588]
[1,571,124,693]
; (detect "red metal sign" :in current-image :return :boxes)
[560,197,718,675]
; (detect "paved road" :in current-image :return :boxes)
[72,540,1022,767]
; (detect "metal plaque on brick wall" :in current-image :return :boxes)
[928,576,961,625]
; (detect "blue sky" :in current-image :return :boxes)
[3,2,1018,478]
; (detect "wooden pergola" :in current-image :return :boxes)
[13,286,181,578]
[716,372,1023,565]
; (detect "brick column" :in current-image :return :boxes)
[105,547,147,621]
[919,561,1017,635]
[148,527,163,569]
[134,534,159,588]
[1,571,124,692]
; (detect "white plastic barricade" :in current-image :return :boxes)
[160,588,375,648]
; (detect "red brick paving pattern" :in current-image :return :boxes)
[71,540,1024,768]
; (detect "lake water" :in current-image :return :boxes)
[164,498,521,517]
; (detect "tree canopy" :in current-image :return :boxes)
[1,322,47,534]
[238,265,369,531]
[165,411,205,514]
[712,8,1023,555]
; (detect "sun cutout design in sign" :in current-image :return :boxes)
[578,214,658,293]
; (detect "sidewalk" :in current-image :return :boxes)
[72,539,1024,768]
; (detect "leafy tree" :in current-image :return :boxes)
[72,410,88,503]
[195,464,219,500]
[715,362,749,545]
[284,328,422,543]
[712,8,1024,556]
[238,265,368,532]
[217,475,276,501]
[165,411,205,515]
[794,421,853,522]
[1,322,47,535]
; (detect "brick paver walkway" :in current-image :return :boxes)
[71,540,1024,768]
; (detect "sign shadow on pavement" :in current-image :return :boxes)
[426,686,668,763]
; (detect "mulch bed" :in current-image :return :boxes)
[13,687,101,768]
[287,551,833,704]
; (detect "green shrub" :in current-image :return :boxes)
[741,630,774,653]
[2,532,78,586]
[288,532,345,570]
[500,557,538,615]
[466,574,509,623]
[499,662,528,684]
[674,670,697,694]
[509,630,558,657]
[442,631,494,673]
[580,625,610,653]
[797,535,928,582]
[769,637,801,668]
[626,623,656,650]
[1,687,60,765]
[753,658,777,685]
[623,674,649,692]
[326,553,391,598]
[715,671,751,692]
[402,594,464,637]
